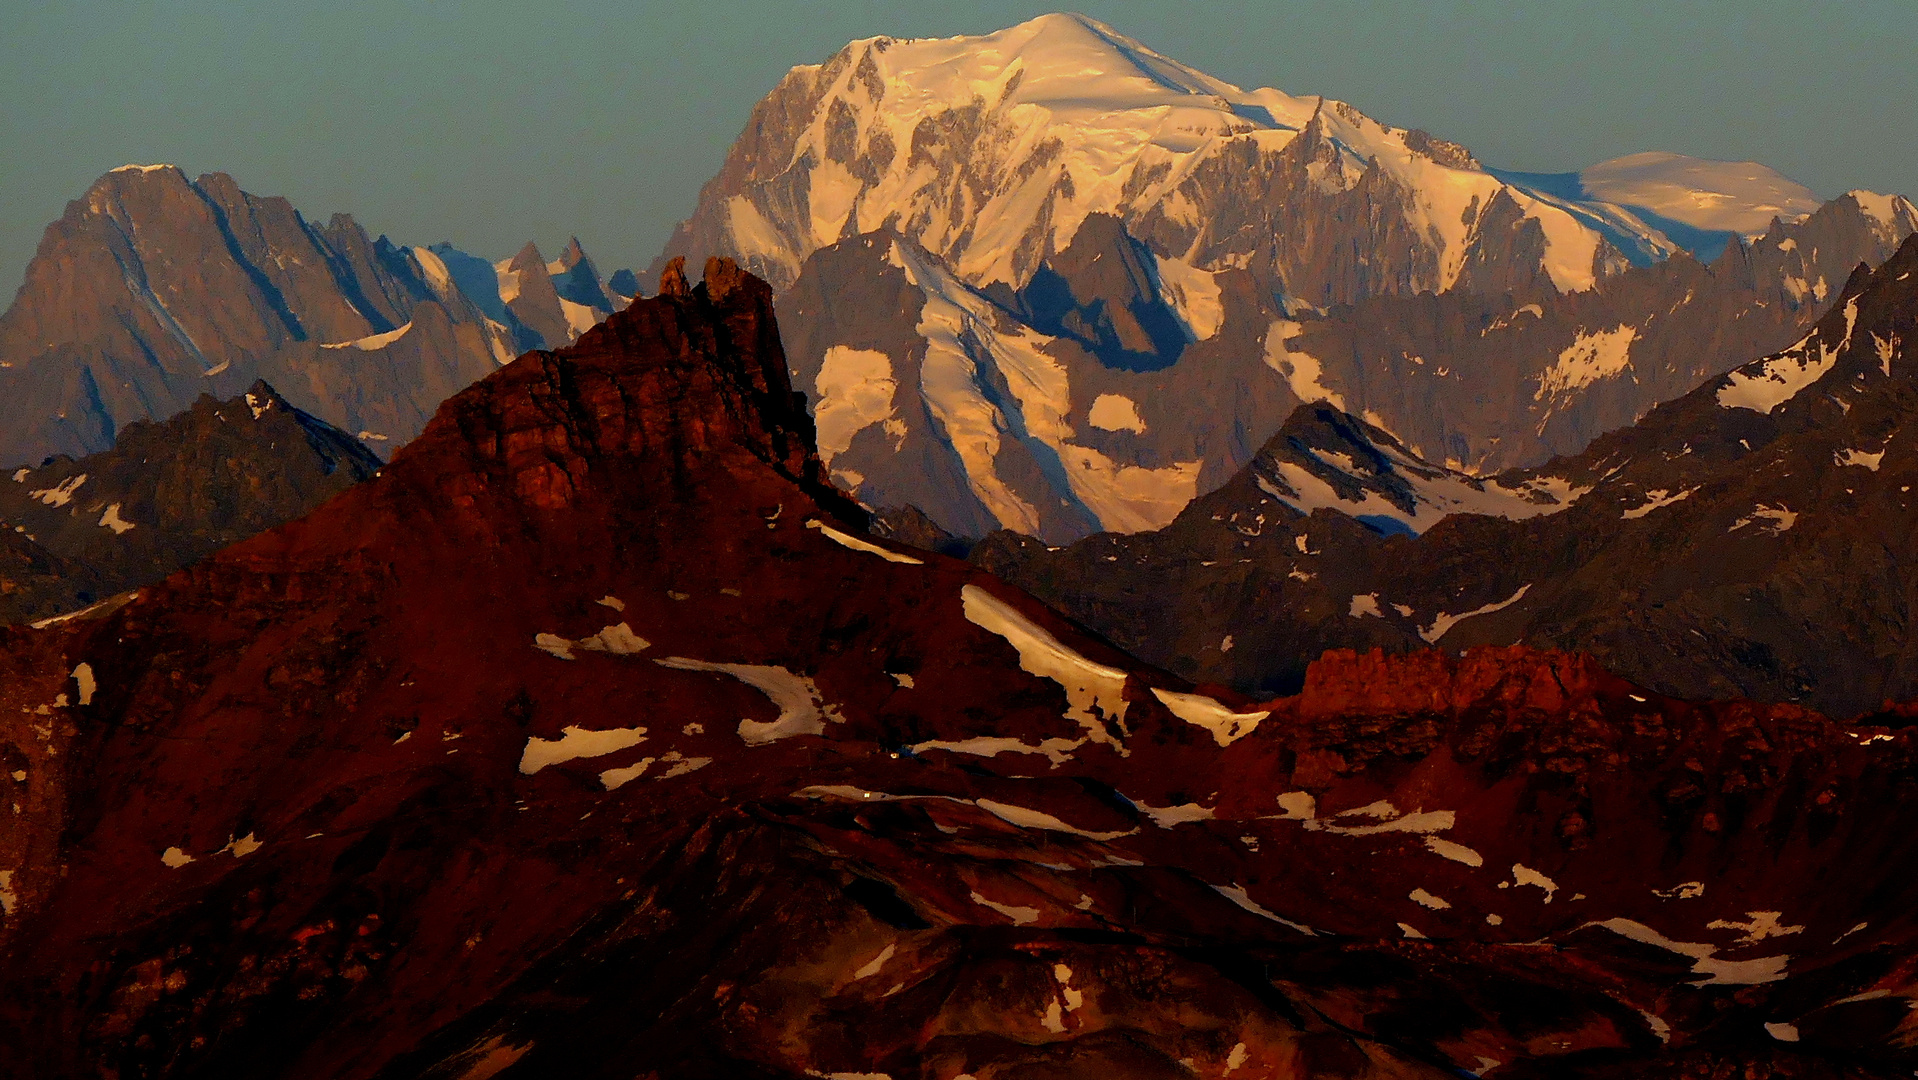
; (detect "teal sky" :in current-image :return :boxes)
[3,1,1913,296]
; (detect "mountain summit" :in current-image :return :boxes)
[658,12,1685,300]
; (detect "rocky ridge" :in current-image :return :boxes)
[0,166,627,469]
[0,379,380,625]
[979,232,1918,716]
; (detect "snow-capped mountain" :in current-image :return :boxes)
[980,232,1918,716]
[657,12,1701,301]
[783,193,1913,543]
[662,14,1917,543]
[0,167,626,470]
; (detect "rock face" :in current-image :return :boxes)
[0,167,621,469]
[980,233,1918,716]
[780,198,1911,543]
[0,380,380,625]
[663,15,1917,541]
[0,259,1913,1079]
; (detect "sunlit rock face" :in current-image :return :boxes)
[0,166,625,470]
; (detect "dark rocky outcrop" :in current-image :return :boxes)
[0,380,380,625]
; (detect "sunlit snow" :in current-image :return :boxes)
[654,657,843,744]
[321,322,413,351]
[962,584,1130,748]
[1149,686,1267,746]
[1718,298,1859,414]
[806,518,924,564]
[519,726,648,774]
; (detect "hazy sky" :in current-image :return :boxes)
[3,1,1913,296]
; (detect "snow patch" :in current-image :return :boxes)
[853,943,896,980]
[1210,884,1315,935]
[520,726,647,774]
[1305,803,1456,837]
[962,584,1129,748]
[1136,801,1214,828]
[1088,393,1147,434]
[97,504,135,534]
[1729,504,1797,535]
[29,474,86,507]
[1622,488,1697,520]
[1718,298,1859,414]
[558,298,600,339]
[321,322,413,351]
[1535,326,1638,400]
[1838,447,1886,471]
[1275,791,1317,820]
[969,890,1040,925]
[1420,583,1530,643]
[1264,321,1345,411]
[975,798,1136,840]
[1587,918,1791,986]
[813,346,900,477]
[910,736,1081,765]
[1510,863,1557,903]
[1425,837,1484,866]
[599,759,653,790]
[1150,687,1267,746]
[653,657,843,745]
[1154,255,1224,340]
[806,519,924,564]
[161,847,194,869]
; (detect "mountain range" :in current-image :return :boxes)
[0,16,1917,1074]
[0,165,629,471]
[0,258,1912,1079]
[980,230,1918,717]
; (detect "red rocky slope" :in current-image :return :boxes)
[0,260,1912,1079]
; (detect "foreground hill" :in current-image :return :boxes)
[0,380,379,625]
[0,259,1912,1078]
[980,233,1918,716]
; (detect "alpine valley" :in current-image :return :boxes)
[0,11,1916,1080]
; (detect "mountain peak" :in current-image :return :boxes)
[661,13,1713,296]
[508,240,546,273]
